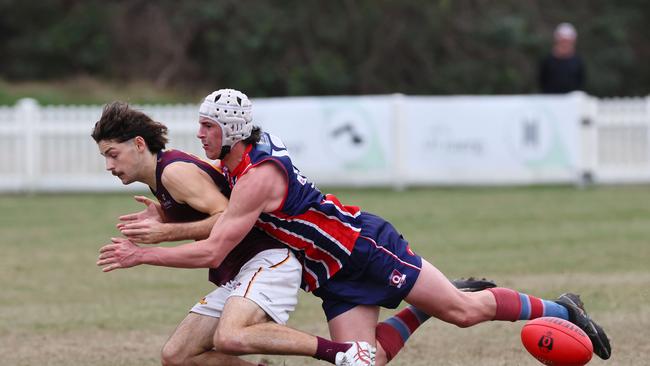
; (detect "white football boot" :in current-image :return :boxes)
[335,341,376,366]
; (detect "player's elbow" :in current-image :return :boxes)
[204,240,234,268]
[199,241,224,268]
[206,251,224,268]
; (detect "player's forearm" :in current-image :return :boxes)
[139,241,225,268]
[161,214,220,242]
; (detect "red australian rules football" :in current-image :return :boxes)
[521,316,593,365]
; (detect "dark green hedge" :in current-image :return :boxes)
[1,0,648,97]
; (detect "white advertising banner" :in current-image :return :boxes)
[253,96,395,186]
[0,93,597,192]
[400,94,583,185]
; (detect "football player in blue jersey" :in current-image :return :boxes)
[103,89,610,365]
[93,102,370,366]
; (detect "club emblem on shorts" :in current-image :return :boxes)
[224,280,242,291]
[199,297,208,305]
[389,269,407,288]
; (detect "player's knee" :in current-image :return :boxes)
[442,295,482,328]
[160,342,188,366]
[449,310,476,328]
[213,327,247,355]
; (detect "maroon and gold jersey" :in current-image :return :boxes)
[152,149,283,286]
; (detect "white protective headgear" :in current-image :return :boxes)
[199,88,253,156]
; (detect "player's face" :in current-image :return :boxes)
[197,117,222,160]
[98,139,141,185]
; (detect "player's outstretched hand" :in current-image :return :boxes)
[118,218,168,244]
[117,195,164,225]
[97,237,143,272]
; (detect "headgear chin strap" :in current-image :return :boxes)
[199,88,253,159]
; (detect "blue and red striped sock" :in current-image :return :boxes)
[487,288,569,321]
[376,306,430,361]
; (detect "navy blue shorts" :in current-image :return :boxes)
[313,212,423,320]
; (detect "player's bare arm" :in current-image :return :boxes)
[97,161,287,272]
[227,162,288,214]
[118,162,228,243]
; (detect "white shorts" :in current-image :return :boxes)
[190,248,301,325]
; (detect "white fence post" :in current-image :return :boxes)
[16,98,40,193]
[578,93,598,186]
[644,95,650,169]
[391,93,406,191]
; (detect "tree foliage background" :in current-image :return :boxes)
[0,0,648,98]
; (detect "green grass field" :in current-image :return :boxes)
[1,186,649,365]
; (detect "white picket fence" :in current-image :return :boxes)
[0,99,204,192]
[585,97,650,183]
[0,93,648,192]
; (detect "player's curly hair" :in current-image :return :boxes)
[91,101,168,153]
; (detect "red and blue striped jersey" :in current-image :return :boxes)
[223,133,362,291]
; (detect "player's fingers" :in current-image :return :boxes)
[118,213,139,222]
[99,244,117,253]
[121,231,142,238]
[96,257,116,266]
[120,228,148,237]
[97,251,114,260]
[120,222,148,230]
[123,235,146,244]
[102,263,121,272]
[134,196,154,206]
[134,195,148,202]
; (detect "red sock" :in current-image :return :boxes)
[376,306,430,361]
[487,287,569,321]
[314,336,352,364]
[487,288,521,321]
[376,322,405,361]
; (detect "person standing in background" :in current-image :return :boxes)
[538,22,586,94]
